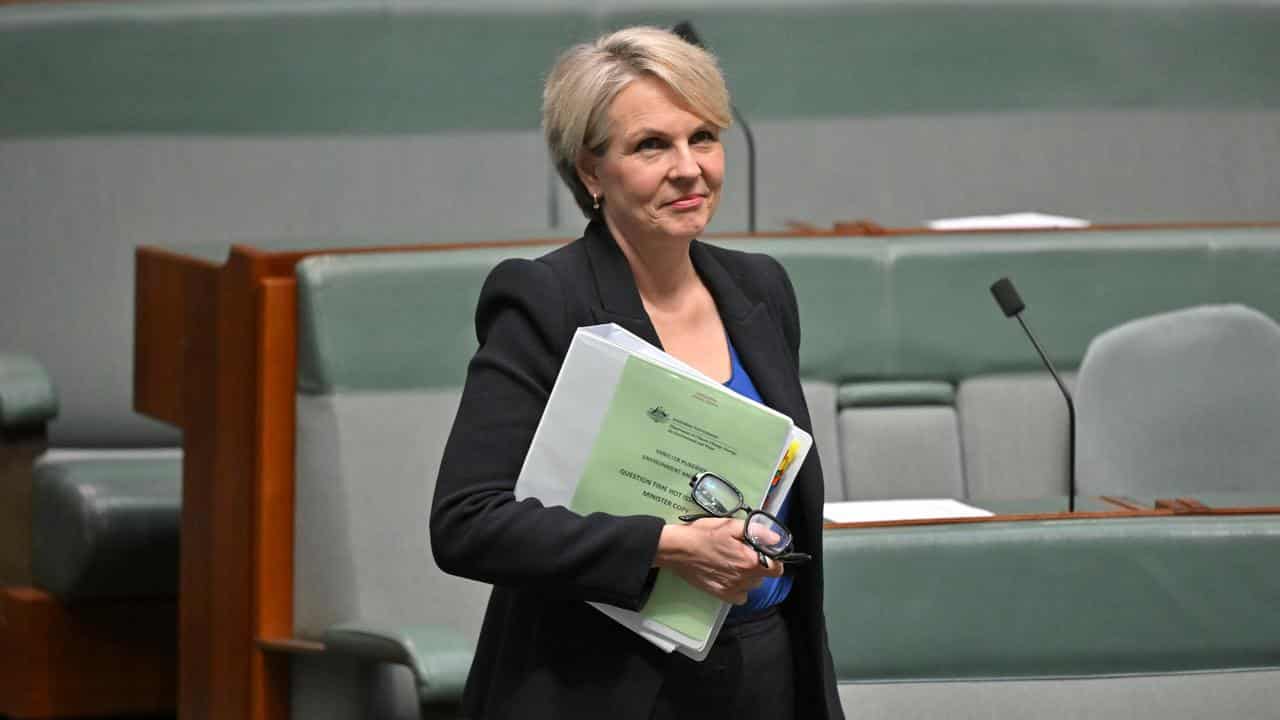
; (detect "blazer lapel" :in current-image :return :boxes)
[689,241,804,426]
[581,220,664,349]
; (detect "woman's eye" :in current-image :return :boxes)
[692,130,718,144]
[636,137,664,151]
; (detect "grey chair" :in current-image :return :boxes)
[1076,304,1280,497]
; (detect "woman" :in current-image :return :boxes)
[431,26,843,720]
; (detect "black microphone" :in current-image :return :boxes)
[672,21,758,234]
[989,277,1077,512]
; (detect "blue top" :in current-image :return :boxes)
[721,338,793,618]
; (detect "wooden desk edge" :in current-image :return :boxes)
[257,637,325,655]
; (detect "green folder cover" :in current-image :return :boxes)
[569,354,792,644]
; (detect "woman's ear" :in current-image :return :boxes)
[574,150,600,198]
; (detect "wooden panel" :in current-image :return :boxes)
[135,247,217,427]
[202,249,269,720]
[140,245,289,720]
[176,261,220,720]
[1100,495,1144,511]
[251,277,298,720]
[258,637,324,654]
[1155,498,1197,513]
[0,587,176,719]
[0,431,44,586]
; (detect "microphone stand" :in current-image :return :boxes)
[1014,314,1077,512]
[731,103,757,234]
[991,277,1077,512]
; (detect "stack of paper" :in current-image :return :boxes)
[823,499,993,524]
[514,323,811,660]
[927,212,1090,231]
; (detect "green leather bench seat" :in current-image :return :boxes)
[30,450,182,600]
[287,227,1280,716]
[823,515,1280,680]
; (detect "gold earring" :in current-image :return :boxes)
[592,193,600,210]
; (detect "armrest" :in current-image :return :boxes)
[0,353,58,430]
[322,621,475,704]
[31,450,182,599]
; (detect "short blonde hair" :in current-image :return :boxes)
[542,26,732,218]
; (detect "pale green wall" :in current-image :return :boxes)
[4,1,1280,135]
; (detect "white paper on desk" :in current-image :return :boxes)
[823,499,993,524]
[514,323,810,660]
[927,212,1090,231]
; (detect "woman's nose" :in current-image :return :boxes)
[669,144,701,180]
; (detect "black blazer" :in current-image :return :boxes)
[431,220,843,720]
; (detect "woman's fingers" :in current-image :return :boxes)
[707,580,752,605]
[761,553,784,578]
[656,518,789,604]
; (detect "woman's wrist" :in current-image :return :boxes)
[653,524,692,568]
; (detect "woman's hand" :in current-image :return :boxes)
[653,518,784,605]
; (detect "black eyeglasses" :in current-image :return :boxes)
[679,471,811,566]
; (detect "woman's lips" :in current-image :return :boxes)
[667,195,705,210]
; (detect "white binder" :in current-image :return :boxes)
[514,323,811,660]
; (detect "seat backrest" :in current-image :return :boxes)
[293,389,489,637]
[1076,304,1280,496]
[835,382,964,500]
[800,380,844,501]
[291,248,555,639]
[956,372,1075,499]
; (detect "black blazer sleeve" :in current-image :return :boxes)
[430,257,665,610]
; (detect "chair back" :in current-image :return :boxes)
[1076,304,1280,496]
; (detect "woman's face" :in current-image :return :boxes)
[578,75,724,246]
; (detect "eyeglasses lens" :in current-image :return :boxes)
[746,513,791,555]
[693,475,738,516]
